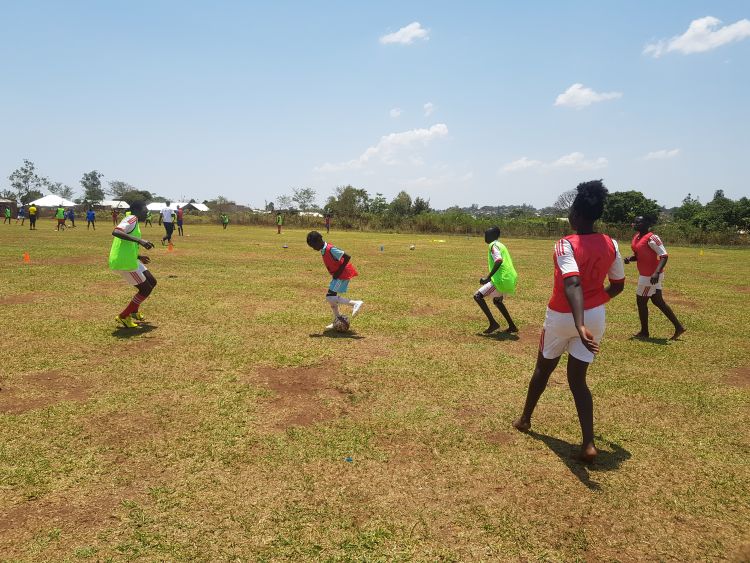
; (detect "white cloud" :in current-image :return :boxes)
[554,83,622,109]
[551,152,608,170]
[502,152,608,173]
[502,157,542,172]
[423,102,435,116]
[400,170,473,189]
[644,148,680,160]
[380,22,429,45]
[390,107,402,118]
[644,16,750,57]
[315,124,449,172]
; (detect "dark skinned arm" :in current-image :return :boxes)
[623,254,637,264]
[651,255,668,284]
[480,259,502,285]
[563,275,599,354]
[605,280,625,299]
[112,228,154,250]
[332,253,351,279]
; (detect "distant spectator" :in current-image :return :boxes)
[112,208,119,226]
[325,213,331,234]
[3,206,10,224]
[86,207,96,230]
[176,205,184,236]
[276,212,283,234]
[28,204,37,230]
[17,206,26,226]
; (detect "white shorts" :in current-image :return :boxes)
[114,261,148,285]
[637,273,664,297]
[477,281,507,299]
[540,305,606,363]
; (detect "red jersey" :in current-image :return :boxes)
[631,232,668,277]
[548,233,625,313]
[322,243,358,280]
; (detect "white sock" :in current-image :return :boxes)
[326,296,340,319]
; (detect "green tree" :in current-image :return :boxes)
[326,185,370,219]
[21,190,44,205]
[673,193,702,222]
[553,189,577,214]
[80,170,104,203]
[45,180,76,200]
[389,190,412,217]
[412,196,431,215]
[369,193,388,215]
[292,187,317,211]
[602,190,661,223]
[108,180,138,199]
[8,159,45,202]
[276,194,293,210]
[119,189,153,203]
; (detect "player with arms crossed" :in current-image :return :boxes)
[109,201,157,328]
[513,180,625,463]
[306,231,363,330]
[624,215,685,340]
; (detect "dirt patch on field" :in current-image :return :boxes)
[254,367,350,429]
[667,290,699,310]
[0,370,90,414]
[0,291,53,306]
[454,405,516,446]
[733,285,750,294]
[84,410,163,448]
[726,367,750,388]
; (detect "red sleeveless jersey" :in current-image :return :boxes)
[631,232,667,277]
[548,233,623,313]
[322,243,358,280]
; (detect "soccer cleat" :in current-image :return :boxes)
[351,300,364,318]
[325,323,335,330]
[131,311,145,323]
[115,315,140,328]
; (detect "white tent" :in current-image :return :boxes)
[146,202,167,211]
[189,203,210,211]
[29,194,77,207]
[167,201,189,210]
[100,200,130,209]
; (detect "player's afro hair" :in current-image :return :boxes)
[485,226,500,240]
[571,180,608,221]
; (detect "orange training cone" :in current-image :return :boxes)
[23,252,30,263]
[168,242,174,252]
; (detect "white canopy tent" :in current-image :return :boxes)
[29,194,77,207]
[145,201,210,212]
[146,202,167,211]
[189,203,210,211]
[100,200,130,209]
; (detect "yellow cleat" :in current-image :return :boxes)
[131,311,145,323]
[116,315,140,328]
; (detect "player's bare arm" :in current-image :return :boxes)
[480,258,502,285]
[333,253,351,279]
[112,228,154,250]
[651,255,668,284]
[563,275,599,354]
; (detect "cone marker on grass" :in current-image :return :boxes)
[23,252,30,263]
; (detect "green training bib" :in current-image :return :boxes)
[109,221,141,271]
[488,241,518,294]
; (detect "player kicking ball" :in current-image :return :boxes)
[474,226,518,334]
[109,200,157,328]
[306,231,363,330]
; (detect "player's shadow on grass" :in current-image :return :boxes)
[528,431,631,491]
[629,335,670,345]
[478,331,520,342]
[310,330,365,340]
[111,324,158,338]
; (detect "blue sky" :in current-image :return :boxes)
[1,1,748,209]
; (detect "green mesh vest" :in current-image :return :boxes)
[109,221,141,271]
[488,241,518,294]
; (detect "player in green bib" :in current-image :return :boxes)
[473,226,518,334]
[109,200,156,328]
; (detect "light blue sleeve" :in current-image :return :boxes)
[329,246,345,261]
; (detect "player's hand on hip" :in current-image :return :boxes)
[650,273,660,284]
[140,240,154,250]
[480,277,489,285]
[577,325,599,354]
[139,255,151,264]
[623,257,630,264]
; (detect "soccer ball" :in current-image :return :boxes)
[333,315,350,332]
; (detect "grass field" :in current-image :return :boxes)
[1,222,748,561]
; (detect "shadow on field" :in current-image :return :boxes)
[629,335,670,345]
[478,331,520,342]
[310,330,365,340]
[529,431,631,491]
[111,324,158,338]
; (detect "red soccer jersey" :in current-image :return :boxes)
[548,233,625,313]
[631,232,668,277]
[322,243,358,280]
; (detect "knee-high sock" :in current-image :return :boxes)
[120,293,147,318]
[326,296,341,319]
[329,295,352,305]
